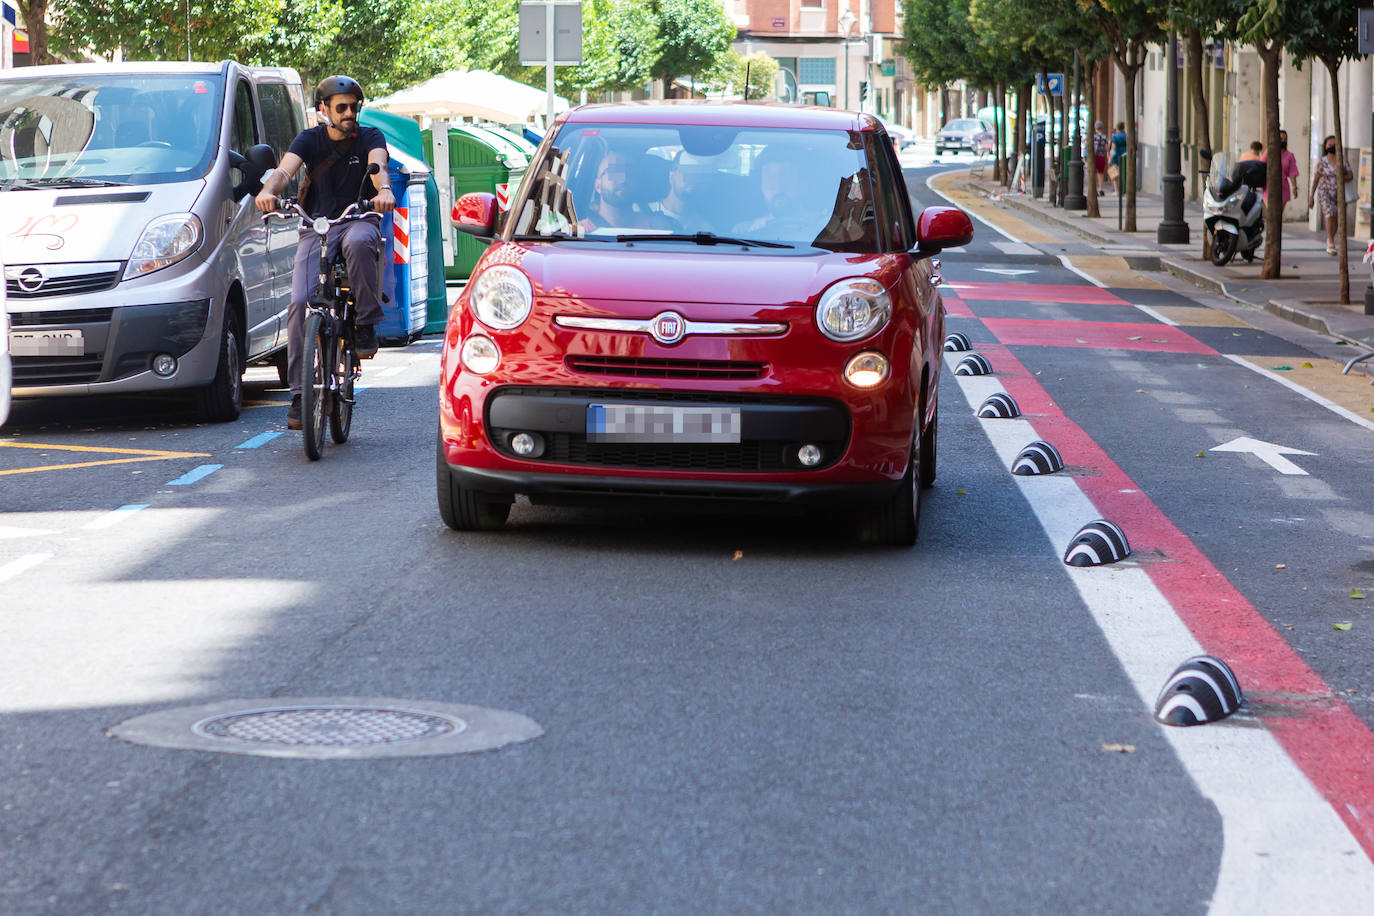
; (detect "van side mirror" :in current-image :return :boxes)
[453,192,499,239]
[228,143,279,201]
[912,205,974,258]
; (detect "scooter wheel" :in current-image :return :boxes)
[1210,230,1237,266]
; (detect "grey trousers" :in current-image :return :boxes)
[287,220,384,395]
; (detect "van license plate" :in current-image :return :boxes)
[587,404,741,443]
[9,329,84,357]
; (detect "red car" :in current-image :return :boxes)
[437,103,972,545]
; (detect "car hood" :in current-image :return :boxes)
[0,183,204,264]
[502,242,893,307]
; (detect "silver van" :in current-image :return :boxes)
[0,61,306,421]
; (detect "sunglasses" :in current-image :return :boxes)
[332,101,361,114]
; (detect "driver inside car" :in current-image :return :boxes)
[578,150,671,232]
[734,150,817,236]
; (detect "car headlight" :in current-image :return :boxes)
[125,213,203,279]
[816,278,892,342]
[469,264,533,330]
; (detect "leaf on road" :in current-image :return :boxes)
[1101,743,1136,753]
[1333,622,1353,631]
[1127,336,1142,340]
[956,488,967,495]
[1352,589,1367,599]
[1301,362,1314,369]
[1275,563,1286,569]
[732,550,743,562]
[1196,451,1205,458]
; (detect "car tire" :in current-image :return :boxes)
[862,440,920,547]
[436,430,512,531]
[919,404,937,490]
[196,310,243,422]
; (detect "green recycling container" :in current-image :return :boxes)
[422,124,530,282]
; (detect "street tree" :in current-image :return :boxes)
[565,0,661,96]
[1280,0,1362,303]
[902,0,975,124]
[650,0,736,98]
[14,0,51,63]
[1078,0,1165,232]
[50,0,279,64]
[705,50,778,101]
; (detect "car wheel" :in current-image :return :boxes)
[919,404,937,490]
[862,440,920,546]
[436,430,512,531]
[196,309,243,422]
[1210,229,1237,266]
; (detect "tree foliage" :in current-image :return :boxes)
[650,0,736,94]
[565,0,662,95]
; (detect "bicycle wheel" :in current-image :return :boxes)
[300,312,331,461]
[329,334,355,443]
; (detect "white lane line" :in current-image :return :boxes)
[373,366,407,378]
[0,552,53,583]
[83,504,150,530]
[1222,354,1374,435]
[947,352,1374,910]
[235,431,283,450]
[992,240,1041,256]
[1134,304,1179,326]
[165,464,222,486]
[925,173,1024,244]
[1057,254,1106,287]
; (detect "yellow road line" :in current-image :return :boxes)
[0,441,209,458]
[0,455,200,476]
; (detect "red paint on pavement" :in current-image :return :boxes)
[978,337,1374,859]
[950,281,1130,305]
[983,318,1219,355]
[942,296,974,318]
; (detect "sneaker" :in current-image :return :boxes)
[1327,245,1337,256]
[287,394,302,430]
[356,324,379,358]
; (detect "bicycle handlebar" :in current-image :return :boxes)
[264,199,382,232]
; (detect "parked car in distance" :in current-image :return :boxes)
[0,61,308,421]
[935,118,993,156]
[438,103,974,545]
[878,117,919,150]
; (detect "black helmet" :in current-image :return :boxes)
[314,75,364,107]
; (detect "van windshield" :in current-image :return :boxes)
[512,123,880,252]
[0,73,225,186]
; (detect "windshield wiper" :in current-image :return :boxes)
[511,232,614,242]
[615,231,793,249]
[1,176,129,189]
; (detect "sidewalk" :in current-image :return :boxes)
[957,170,1374,368]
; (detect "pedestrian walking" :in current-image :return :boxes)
[1091,121,1108,196]
[1108,121,1126,192]
[1309,135,1354,256]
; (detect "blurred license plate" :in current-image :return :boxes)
[587,403,740,443]
[9,329,83,357]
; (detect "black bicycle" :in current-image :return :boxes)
[266,197,382,460]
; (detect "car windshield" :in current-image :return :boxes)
[511,122,881,252]
[0,73,225,186]
[945,120,980,131]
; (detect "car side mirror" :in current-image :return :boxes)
[453,192,499,239]
[228,143,278,201]
[912,205,974,258]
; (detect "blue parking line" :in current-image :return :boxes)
[166,464,222,486]
[235,431,283,449]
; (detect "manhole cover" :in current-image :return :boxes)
[194,706,461,746]
[110,697,542,759]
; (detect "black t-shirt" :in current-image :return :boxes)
[287,124,388,218]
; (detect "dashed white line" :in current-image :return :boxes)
[0,552,53,583]
[83,504,150,530]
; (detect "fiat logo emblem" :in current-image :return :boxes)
[16,267,45,292]
[649,311,686,345]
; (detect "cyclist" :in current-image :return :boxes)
[255,75,394,429]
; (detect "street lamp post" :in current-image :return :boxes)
[839,9,856,110]
[1064,51,1087,210]
[1157,29,1190,244]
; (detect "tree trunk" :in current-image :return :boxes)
[1015,83,1029,190]
[1187,29,1212,261]
[1120,47,1142,232]
[1259,43,1283,280]
[1085,58,1101,218]
[992,81,1003,182]
[1327,56,1350,304]
[16,0,49,64]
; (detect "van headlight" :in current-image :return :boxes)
[816,278,892,342]
[469,265,533,330]
[125,213,203,279]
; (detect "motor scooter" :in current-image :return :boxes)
[1202,153,1267,266]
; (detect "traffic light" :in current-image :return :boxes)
[859,81,869,103]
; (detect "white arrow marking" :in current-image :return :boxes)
[977,267,1037,276]
[1210,436,1316,476]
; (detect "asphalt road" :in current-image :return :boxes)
[1,156,1373,914]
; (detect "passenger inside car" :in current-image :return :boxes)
[578,149,672,232]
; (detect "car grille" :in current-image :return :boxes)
[566,355,767,380]
[7,269,120,299]
[13,355,104,385]
[486,387,849,473]
[9,308,115,327]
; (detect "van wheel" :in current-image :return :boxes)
[197,311,243,422]
[436,430,511,531]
